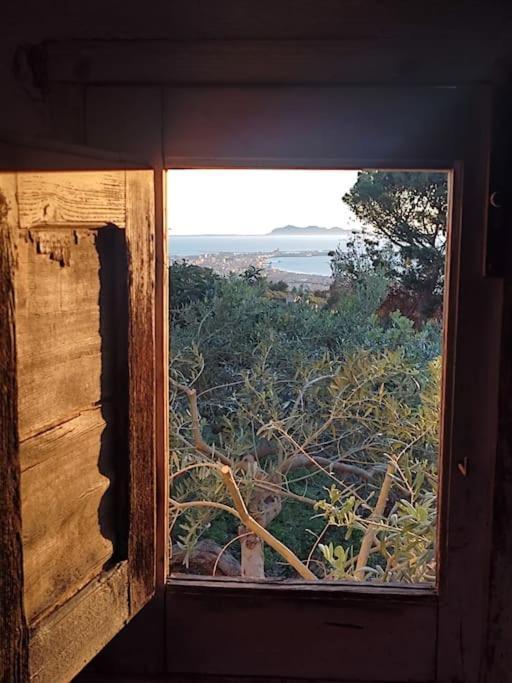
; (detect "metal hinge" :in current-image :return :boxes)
[485,80,512,278]
[485,189,507,278]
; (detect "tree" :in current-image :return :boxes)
[170,260,219,311]
[169,264,441,582]
[338,171,448,319]
[240,265,265,286]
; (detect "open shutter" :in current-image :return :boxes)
[0,138,156,683]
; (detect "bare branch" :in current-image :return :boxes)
[172,380,232,466]
[170,465,317,581]
[220,465,317,581]
[280,453,374,482]
[354,461,395,581]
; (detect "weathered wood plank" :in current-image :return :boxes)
[0,174,29,681]
[44,38,501,86]
[15,227,107,439]
[30,563,129,683]
[17,171,125,228]
[486,278,512,682]
[436,90,503,683]
[126,170,156,613]
[154,166,169,590]
[165,584,436,681]
[20,408,116,623]
[85,91,168,592]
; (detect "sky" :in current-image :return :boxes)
[166,169,362,235]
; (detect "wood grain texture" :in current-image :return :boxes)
[30,563,129,683]
[17,171,125,228]
[0,174,29,681]
[154,167,168,589]
[20,408,116,623]
[16,226,105,439]
[126,170,156,613]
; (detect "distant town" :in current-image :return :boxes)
[169,226,350,290]
[172,249,333,290]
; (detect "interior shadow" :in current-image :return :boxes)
[96,223,129,563]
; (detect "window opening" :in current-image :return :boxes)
[168,169,449,585]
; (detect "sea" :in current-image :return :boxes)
[168,234,351,277]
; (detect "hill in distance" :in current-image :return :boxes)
[270,225,347,235]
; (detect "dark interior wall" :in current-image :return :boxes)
[1,0,512,138]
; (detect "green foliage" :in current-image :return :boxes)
[240,265,266,286]
[268,280,289,292]
[337,171,448,317]
[170,259,220,312]
[170,171,446,581]
[170,260,441,582]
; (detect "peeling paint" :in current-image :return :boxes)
[0,189,10,222]
[27,229,93,267]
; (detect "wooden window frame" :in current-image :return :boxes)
[1,80,501,682]
[159,85,501,682]
[164,160,453,683]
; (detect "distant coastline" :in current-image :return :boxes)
[168,231,349,288]
[170,225,349,237]
[270,225,346,235]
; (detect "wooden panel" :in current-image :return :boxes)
[486,279,512,682]
[16,171,125,227]
[166,581,436,681]
[0,137,149,172]
[16,226,105,439]
[126,170,156,612]
[163,85,470,165]
[16,217,131,624]
[44,38,500,86]
[0,174,29,681]
[86,90,168,592]
[20,409,116,623]
[436,91,503,682]
[30,563,129,683]
[86,86,162,160]
[154,167,169,590]
[47,83,87,146]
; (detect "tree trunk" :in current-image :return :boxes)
[239,527,265,578]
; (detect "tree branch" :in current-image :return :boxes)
[354,461,395,580]
[280,453,373,481]
[172,380,232,466]
[170,465,317,581]
[220,466,317,580]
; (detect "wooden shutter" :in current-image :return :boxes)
[0,139,156,683]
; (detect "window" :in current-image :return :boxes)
[161,85,500,682]
[168,167,449,586]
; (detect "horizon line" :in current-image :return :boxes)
[168,227,353,236]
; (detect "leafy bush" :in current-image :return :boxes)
[170,261,441,583]
[170,260,220,312]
